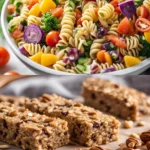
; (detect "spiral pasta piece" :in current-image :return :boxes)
[23,44,52,55]
[15,37,26,47]
[99,62,125,72]
[82,1,97,12]
[125,34,140,50]
[96,0,107,8]
[106,12,118,25]
[82,20,97,38]
[9,5,29,26]
[90,38,106,59]
[107,21,119,36]
[143,0,150,13]
[81,5,98,22]
[98,3,114,19]
[56,0,76,48]
[53,60,67,72]
[27,15,42,26]
[67,67,84,74]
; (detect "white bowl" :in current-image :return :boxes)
[1,0,150,75]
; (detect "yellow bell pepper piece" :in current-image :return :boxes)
[144,31,150,43]
[41,54,57,66]
[40,0,56,13]
[124,56,141,68]
[30,52,43,64]
[29,3,41,16]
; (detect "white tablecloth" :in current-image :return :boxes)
[0,37,34,75]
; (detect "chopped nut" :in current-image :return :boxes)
[0,145,9,149]
[8,110,17,117]
[90,146,104,150]
[140,131,150,143]
[129,133,140,139]
[123,121,133,129]
[137,121,145,127]
[126,138,142,148]
[28,112,33,117]
[146,141,150,150]
[123,148,134,150]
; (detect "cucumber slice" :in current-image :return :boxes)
[76,64,86,72]
[78,58,89,65]
[69,1,75,10]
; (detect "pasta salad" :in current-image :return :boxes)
[7,0,150,74]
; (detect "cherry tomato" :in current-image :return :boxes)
[46,31,61,47]
[50,7,63,18]
[118,17,131,34]
[0,47,10,67]
[137,6,149,18]
[135,18,150,32]
[106,35,127,49]
[7,4,15,14]
[28,0,38,10]
[75,9,82,22]
[115,7,121,14]
[110,0,118,8]
[11,28,23,39]
[4,71,20,75]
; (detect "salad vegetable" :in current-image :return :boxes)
[46,31,61,47]
[0,47,10,67]
[24,24,44,44]
[41,12,59,33]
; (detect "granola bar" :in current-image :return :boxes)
[0,102,69,150]
[0,95,26,106]
[82,78,150,121]
[25,94,120,147]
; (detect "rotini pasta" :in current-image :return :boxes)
[23,44,51,55]
[98,3,115,19]
[7,0,150,74]
[143,0,150,13]
[53,60,67,72]
[107,21,119,36]
[125,34,140,50]
[27,15,42,26]
[99,62,125,72]
[90,38,106,59]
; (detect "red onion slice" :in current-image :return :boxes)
[24,25,44,44]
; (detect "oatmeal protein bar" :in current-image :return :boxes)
[25,94,120,147]
[82,78,150,121]
[0,95,26,107]
[0,102,69,150]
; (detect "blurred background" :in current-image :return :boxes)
[0,75,150,99]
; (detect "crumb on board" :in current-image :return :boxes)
[122,121,134,129]
[137,121,145,127]
[0,145,9,149]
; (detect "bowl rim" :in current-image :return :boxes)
[1,0,150,75]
